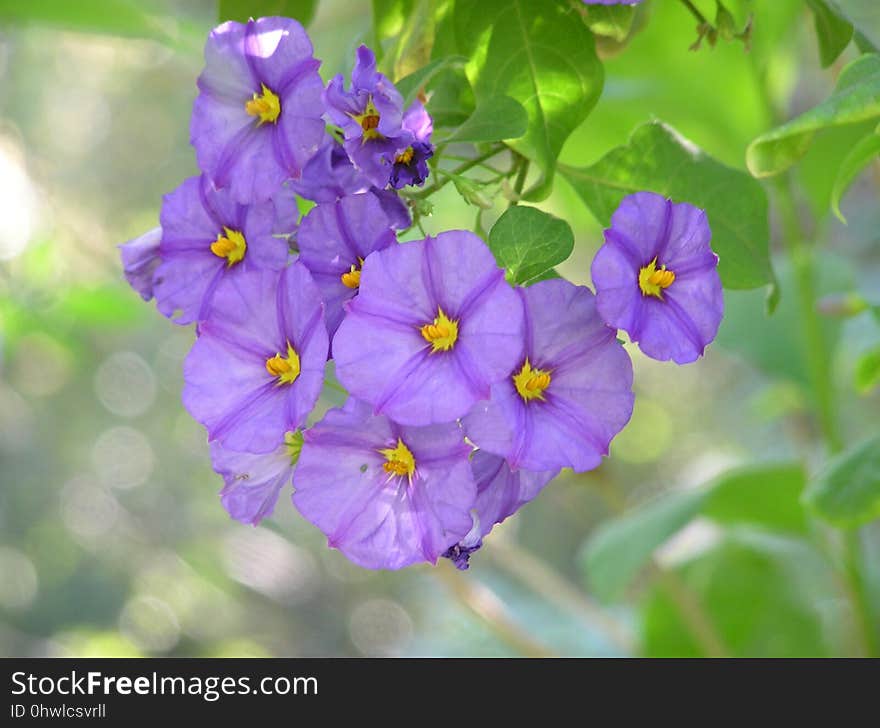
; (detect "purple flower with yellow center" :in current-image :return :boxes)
[154,175,288,325]
[292,398,475,570]
[463,279,634,473]
[324,45,409,188]
[590,191,723,365]
[443,451,558,570]
[297,193,398,337]
[119,227,161,301]
[210,431,302,525]
[191,17,325,204]
[389,100,434,190]
[182,262,328,454]
[332,231,524,426]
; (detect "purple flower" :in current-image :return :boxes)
[332,231,524,426]
[443,451,557,570]
[590,191,723,365]
[324,45,409,188]
[191,17,326,204]
[292,398,475,570]
[389,101,434,190]
[297,193,398,337]
[289,136,370,203]
[154,175,288,325]
[211,431,301,525]
[119,227,161,301]
[463,279,634,472]
[182,261,328,454]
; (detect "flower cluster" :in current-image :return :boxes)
[119,17,723,571]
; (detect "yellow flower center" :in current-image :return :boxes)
[265,342,301,385]
[340,257,365,289]
[420,308,459,353]
[379,438,416,482]
[210,227,247,266]
[638,257,676,299]
[352,98,383,141]
[395,147,415,165]
[513,359,552,402]
[245,83,281,125]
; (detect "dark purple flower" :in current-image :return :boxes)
[292,398,475,570]
[324,45,409,188]
[288,136,370,203]
[191,17,325,203]
[463,279,634,472]
[119,227,161,301]
[442,451,557,570]
[211,431,301,525]
[389,101,434,190]
[154,175,288,325]
[332,231,524,426]
[370,187,412,230]
[590,191,723,365]
[182,262,328,454]
[297,193,398,337]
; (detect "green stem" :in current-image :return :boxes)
[412,145,507,199]
[508,156,530,207]
[678,0,709,25]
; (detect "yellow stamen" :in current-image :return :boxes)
[638,257,676,299]
[420,308,459,353]
[351,98,383,141]
[210,227,247,266]
[245,83,281,125]
[379,438,416,482]
[340,257,365,289]
[265,342,301,385]
[395,147,415,165]
[513,359,552,402]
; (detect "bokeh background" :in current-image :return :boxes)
[0,0,878,657]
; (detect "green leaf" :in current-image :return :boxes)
[560,121,773,290]
[830,129,880,222]
[831,0,880,51]
[581,489,708,601]
[803,435,880,528]
[395,55,467,107]
[642,532,834,657]
[219,0,317,25]
[807,0,854,68]
[854,346,880,393]
[0,0,171,41]
[455,0,603,201]
[703,463,808,534]
[442,95,528,144]
[584,4,636,43]
[746,53,880,178]
[487,206,574,286]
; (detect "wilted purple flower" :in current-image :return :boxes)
[463,279,634,472]
[332,231,524,426]
[289,136,370,203]
[154,175,288,325]
[389,101,434,190]
[191,17,325,203]
[292,398,475,570]
[324,45,410,188]
[590,191,723,364]
[443,451,557,570]
[182,262,328,454]
[210,431,301,525]
[119,227,161,301]
[297,193,398,337]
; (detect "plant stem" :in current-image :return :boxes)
[432,563,556,656]
[508,157,530,207]
[678,0,709,25]
[412,145,507,199]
